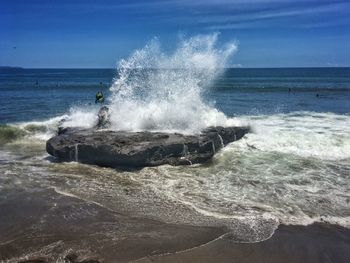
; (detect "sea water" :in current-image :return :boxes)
[1,34,350,244]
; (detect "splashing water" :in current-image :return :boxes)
[3,34,240,143]
[108,33,239,133]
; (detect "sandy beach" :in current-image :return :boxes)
[1,187,349,263]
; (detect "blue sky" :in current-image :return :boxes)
[1,0,350,68]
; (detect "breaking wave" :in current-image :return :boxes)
[107,33,238,133]
[9,33,237,136]
[239,111,350,160]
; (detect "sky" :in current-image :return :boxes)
[1,0,350,68]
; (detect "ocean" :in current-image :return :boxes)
[1,67,350,124]
[1,64,350,259]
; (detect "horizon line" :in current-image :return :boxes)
[1,66,350,70]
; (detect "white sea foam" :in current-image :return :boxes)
[125,111,350,229]
[236,111,350,160]
[15,115,68,141]
[60,106,99,129]
[11,107,99,141]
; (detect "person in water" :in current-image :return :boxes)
[95,91,104,104]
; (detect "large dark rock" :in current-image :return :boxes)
[46,126,250,168]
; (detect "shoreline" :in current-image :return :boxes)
[135,223,350,263]
[1,188,349,263]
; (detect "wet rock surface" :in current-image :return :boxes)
[46,126,250,167]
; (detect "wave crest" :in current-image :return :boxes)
[108,33,238,133]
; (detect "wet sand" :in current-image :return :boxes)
[137,223,350,263]
[0,188,224,262]
[1,188,350,263]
